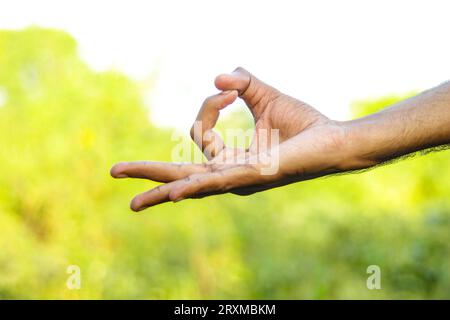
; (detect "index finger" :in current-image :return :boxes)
[191,90,238,159]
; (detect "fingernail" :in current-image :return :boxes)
[220,90,233,95]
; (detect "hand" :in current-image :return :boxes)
[111,67,349,211]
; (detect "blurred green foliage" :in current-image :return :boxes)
[351,92,418,118]
[0,27,449,299]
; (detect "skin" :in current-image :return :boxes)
[110,67,450,212]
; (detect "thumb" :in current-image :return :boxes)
[214,67,280,118]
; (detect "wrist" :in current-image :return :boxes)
[335,119,381,172]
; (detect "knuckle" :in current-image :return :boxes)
[202,95,215,108]
[202,162,214,172]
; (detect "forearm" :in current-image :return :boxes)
[341,81,450,170]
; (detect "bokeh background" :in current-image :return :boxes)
[0,1,449,299]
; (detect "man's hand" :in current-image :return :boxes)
[110,67,348,211]
[110,68,450,212]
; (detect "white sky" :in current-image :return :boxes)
[1,0,449,130]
